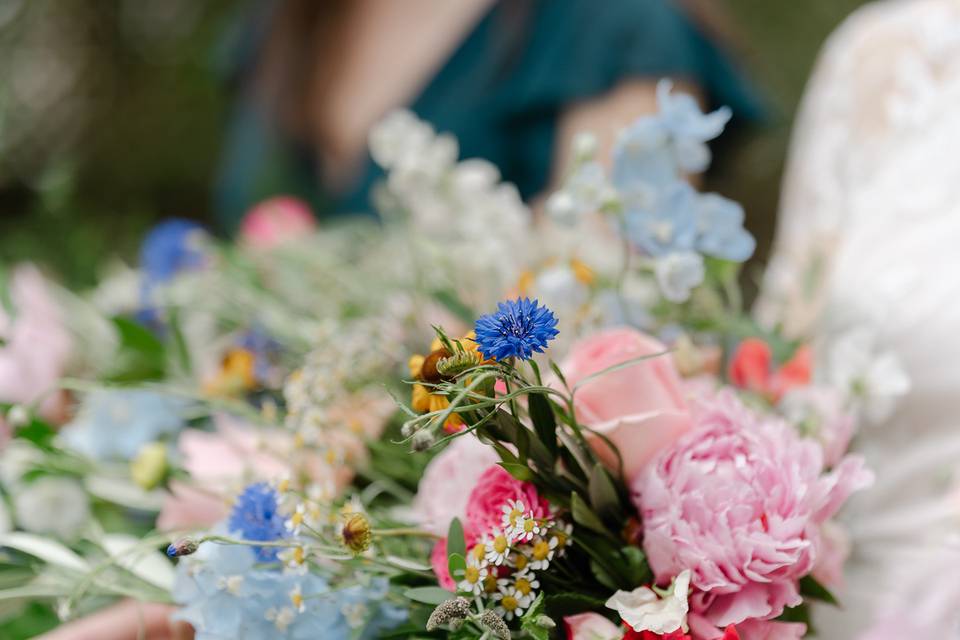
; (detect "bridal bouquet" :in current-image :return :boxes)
[0,81,899,639]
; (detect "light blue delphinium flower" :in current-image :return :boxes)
[612,79,731,193]
[173,526,407,640]
[58,390,189,461]
[623,181,699,257]
[227,482,288,562]
[474,298,559,361]
[694,192,756,262]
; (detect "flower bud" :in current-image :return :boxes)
[425,597,471,631]
[166,537,199,558]
[479,610,511,640]
[411,429,435,452]
[130,442,168,490]
[341,512,372,554]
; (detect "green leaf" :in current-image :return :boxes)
[570,493,608,536]
[799,574,839,606]
[446,517,466,560]
[499,462,535,482]
[589,559,618,590]
[588,464,622,523]
[106,316,165,382]
[520,592,551,640]
[544,593,608,619]
[403,586,453,605]
[548,360,569,390]
[619,546,651,587]
[527,392,558,458]
[14,419,56,451]
[447,553,466,580]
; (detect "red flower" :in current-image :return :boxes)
[728,338,811,402]
[621,624,691,640]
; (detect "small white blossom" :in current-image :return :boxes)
[826,329,911,424]
[655,251,705,303]
[605,569,690,634]
[265,606,297,632]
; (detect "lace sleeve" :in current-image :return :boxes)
[754,0,960,336]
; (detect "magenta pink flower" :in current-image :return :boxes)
[633,390,872,630]
[465,464,550,536]
[239,196,316,250]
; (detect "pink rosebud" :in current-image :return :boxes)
[239,196,316,250]
[564,612,623,639]
[556,327,692,482]
[633,390,872,629]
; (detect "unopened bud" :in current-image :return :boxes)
[535,614,556,629]
[341,512,372,554]
[426,597,471,631]
[479,609,511,639]
[166,537,199,558]
[411,429,435,452]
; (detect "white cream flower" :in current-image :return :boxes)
[605,569,690,634]
[826,328,910,424]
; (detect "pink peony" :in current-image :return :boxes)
[733,620,806,640]
[465,464,550,536]
[633,390,872,630]
[239,196,316,250]
[412,434,500,535]
[0,265,72,423]
[557,327,693,483]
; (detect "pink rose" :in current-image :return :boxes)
[0,265,72,422]
[465,464,550,536]
[239,196,316,250]
[412,434,500,535]
[564,612,623,640]
[633,390,872,629]
[557,327,692,482]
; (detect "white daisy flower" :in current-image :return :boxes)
[289,584,305,613]
[457,562,489,596]
[484,531,512,565]
[493,584,529,620]
[500,499,527,530]
[528,535,559,571]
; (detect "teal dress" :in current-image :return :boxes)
[215,0,762,232]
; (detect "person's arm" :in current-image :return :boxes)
[36,600,193,640]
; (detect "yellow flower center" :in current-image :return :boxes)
[523,520,535,533]
[493,535,508,554]
[508,508,523,526]
[501,595,519,612]
[464,566,481,584]
[290,592,303,608]
[483,575,499,593]
[515,578,532,595]
[292,547,305,565]
[532,540,551,561]
[290,511,304,527]
[513,554,528,571]
[472,543,486,562]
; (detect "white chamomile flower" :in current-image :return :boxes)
[528,535,559,571]
[286,503,306,535]
[493,584,529,620]
[278,546,309,575]
[484,531,512,565]
[511,513,545,543]
[265,606,297,632]
[289,584,305,613]
[216,575,244,595]
[457,561,489,596]
[511,571,540,606]
[501,499,527,530]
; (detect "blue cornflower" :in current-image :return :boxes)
[137,218,208,329]
[228,483,288,561]
[474,298,559,361]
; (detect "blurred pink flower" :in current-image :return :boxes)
[564,612,623,640]
[633,390,872,630]
[732,619,806,640]
[0,265,72,423]
[810,520,850,591]
[239,196,316,250]
[556,327,692,483]
[412,434,499,536]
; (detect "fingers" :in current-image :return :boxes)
[36,600,191,640]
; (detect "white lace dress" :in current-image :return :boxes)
[756,1,960,636]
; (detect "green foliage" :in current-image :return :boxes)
[104,316,166,382]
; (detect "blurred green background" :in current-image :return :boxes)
[0,0,869,289]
